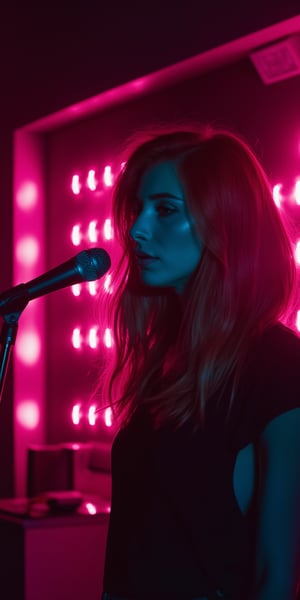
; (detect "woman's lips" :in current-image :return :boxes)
[136,255,159,267]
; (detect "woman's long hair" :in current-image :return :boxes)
[98,125,296,431]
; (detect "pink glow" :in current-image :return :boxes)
[104,407,113,427]
[88,220,98,242]
[88,326,98,349]
[16,181,39,210]
[72,403,82,425]
[104,273,113,295]
[16,400,40,429]
[103,218,113,240]
[87,169,97,191]
[72,327,82,349]
[294,180,300,205]
[14,130,46,496]
[104,328,113,348]
[72,283,82,296]
[103,166,113,187]
[84,502,97,515]
[71,174,81,195]
[295,241,300,264]
[272,183,282,207]
[296,310,300,332]
[88,405,97,426]
[88,281,98,296]
[71,224,82,246]
[16,330,41,365]
[16,236,40,267]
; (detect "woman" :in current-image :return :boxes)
[100,125,300,599]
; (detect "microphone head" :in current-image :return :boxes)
[75,248,111,281]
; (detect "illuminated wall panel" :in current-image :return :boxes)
[13,132,46,497]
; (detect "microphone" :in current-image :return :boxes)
[0,247,111,316]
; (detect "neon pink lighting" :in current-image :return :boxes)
[87,169,97,191]
[88,405,97,426]
[71,174,81,195]
[104,273,113,295]
[294,180,300,205]
[84,502,97,515]
[104,407,113,427]
[16,331,41,365]
[104,328,113,348]
[16,181,39,210]
[72,403,82,425]
[16,400,40,430]
[88,326,98,349]
[295,241,300,264]
[272,183,282,207]
[88,220,98,243]
[88,281,97,296]
[103,166,113,187]
[296,310,300,332]
[103,218,113,240]
[16,236,40,267]
[72,283,82,296]
[72,327,82,349]
[71,224,82,246]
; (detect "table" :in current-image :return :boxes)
[0,496,110,600]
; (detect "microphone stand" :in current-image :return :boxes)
[0,309,24,405]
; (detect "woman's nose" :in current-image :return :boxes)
[130,216,153,241]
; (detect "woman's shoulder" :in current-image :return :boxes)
[232,323,300,447]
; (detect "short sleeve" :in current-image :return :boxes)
[232,323,300,449]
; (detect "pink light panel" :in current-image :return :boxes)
[87,169,97,191]
[71,403,113,429]
[71,164,115,197]
[16,329,41,365]
[16,400,40,430]
[272,178,300,206]
[295,180,300,205]
[71,326,113,350]
[272,183,283,207]
[296,241,300,264]
[71,279,109,297]
[70,218,114,247]
[72,403,82,425]
[67,163,122,431]
[16,180,39,210]
[88,405,97,426]
[272,180,300,334]
[71,174,81,195]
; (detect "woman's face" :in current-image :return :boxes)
[129,160,203,293]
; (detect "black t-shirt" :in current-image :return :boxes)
[103,323,300,599]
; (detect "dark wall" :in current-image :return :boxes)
[0,1,299,495]
[1,2,299,128]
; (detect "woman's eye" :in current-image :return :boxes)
[156,205,177,216]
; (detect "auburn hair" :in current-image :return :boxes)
[98,124,296,431]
